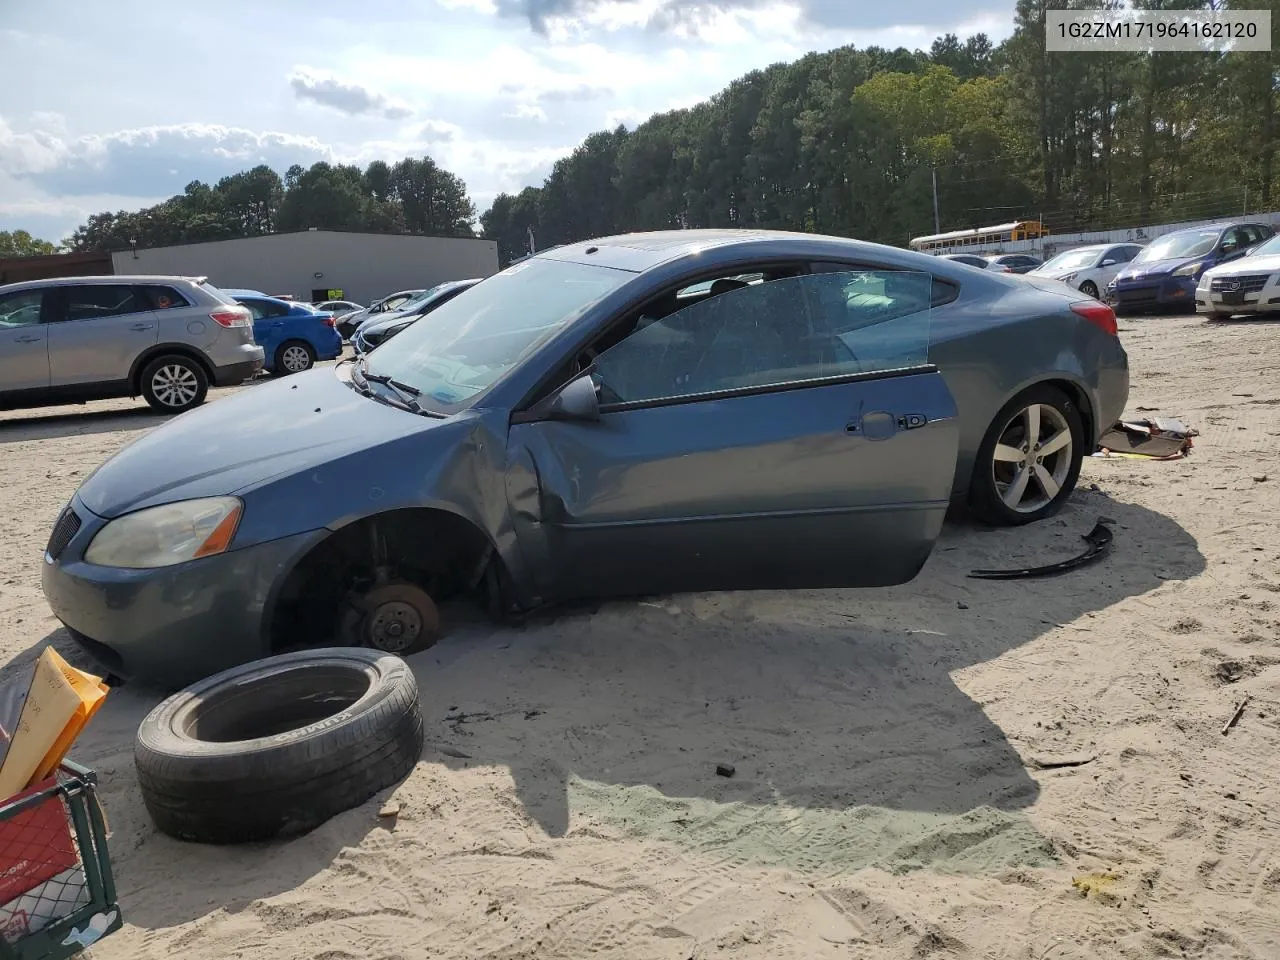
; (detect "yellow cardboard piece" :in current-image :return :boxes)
[0,648,109,799]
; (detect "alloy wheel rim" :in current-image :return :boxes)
[152,365,199,408]
[991,402,1073,513]
[282,346,311,372]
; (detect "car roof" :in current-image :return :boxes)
[1160,221,1262,238]
[0,274,205,294]
[536,228,972,276]
[230,292,296,309]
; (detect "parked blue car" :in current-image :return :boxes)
[1105,220,1275,313]
[223,290,343,374]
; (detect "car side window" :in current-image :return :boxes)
[1221,227,1249,252]
[812,261,958,306]
[1110,246,1137,264]
[62,285,144,322]
[138,285,190,310]
[591,271,933,406]
[0,290,44,327]
[238,299,270,321]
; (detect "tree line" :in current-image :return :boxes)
[62,157,476,253]
[12,0,1278,262]
[482,0,1280,264]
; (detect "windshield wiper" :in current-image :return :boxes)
[354,356,443,417]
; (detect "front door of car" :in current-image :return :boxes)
[0,288,52,393]
[505,270,960,603]
[46,284,160,386]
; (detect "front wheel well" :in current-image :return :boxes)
[267,507,499,653]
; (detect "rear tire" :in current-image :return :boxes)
[275,340,316,375]
[968,385,1085,527]
[140,355,208,414]
[134,648,423,844]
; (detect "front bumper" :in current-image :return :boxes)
[1107,276,1197,311]
[42,496,325,688]
[1195,273,1280,314]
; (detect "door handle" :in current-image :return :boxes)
[131,322,155,331]
[15,335,42,343]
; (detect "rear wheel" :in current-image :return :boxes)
[275,340,316,375]
[969,385,1084,526]
[141,355,208,414]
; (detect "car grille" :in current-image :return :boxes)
[1115,286,1159,304]
[1210,274,1270,294]
[46,505,81,560]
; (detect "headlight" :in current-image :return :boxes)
[1060,272,1078,283]
[1172,261,1204,277]
[84,497,242,569]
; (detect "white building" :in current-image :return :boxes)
[112,230,500,304]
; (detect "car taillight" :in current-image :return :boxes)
[210,306,251,328]
[321,317,336,327]
[1071,300,1118,336]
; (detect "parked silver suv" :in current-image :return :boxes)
[0,275,264,414]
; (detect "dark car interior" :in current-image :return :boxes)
[553,262,937,405]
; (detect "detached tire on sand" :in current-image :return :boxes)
[135,648,423,844]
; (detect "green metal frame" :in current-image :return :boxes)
[0,761,122,960]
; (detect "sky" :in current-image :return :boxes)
[0,0,1013,244]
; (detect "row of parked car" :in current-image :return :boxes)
[939,219,1280,318]
[324,280,485,349]
[0,275,346,414]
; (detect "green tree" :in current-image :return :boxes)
[0,230,59,257]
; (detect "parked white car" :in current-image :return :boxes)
[1028,243,1145,300]
[1196,232,1280,319]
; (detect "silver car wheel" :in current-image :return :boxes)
[990,402,1074,514]
[151,364,200,409]
[281,344,312,373]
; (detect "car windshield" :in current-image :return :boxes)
[1251,234,1280,257]
[1136,230,1219,262]
[394,286,445,311]
[363,257,632,407]
[1041,248,1101,271]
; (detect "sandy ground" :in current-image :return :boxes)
[2,315,1280,960]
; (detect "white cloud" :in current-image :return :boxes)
[603,107,649,129]
[288,66,415,120]
[505,103,550,122]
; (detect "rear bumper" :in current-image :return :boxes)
[212,347,265,386]
[317,330,343,361]
[42,496,325,688]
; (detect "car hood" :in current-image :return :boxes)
[360,310,420,336]
[1115,257,1193,280]
[75,368,434,518]
[1203,253,1280,278]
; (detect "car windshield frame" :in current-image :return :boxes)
[1040,248,1102,271]
[359,256,634,414]
[1134,230,1220,263]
